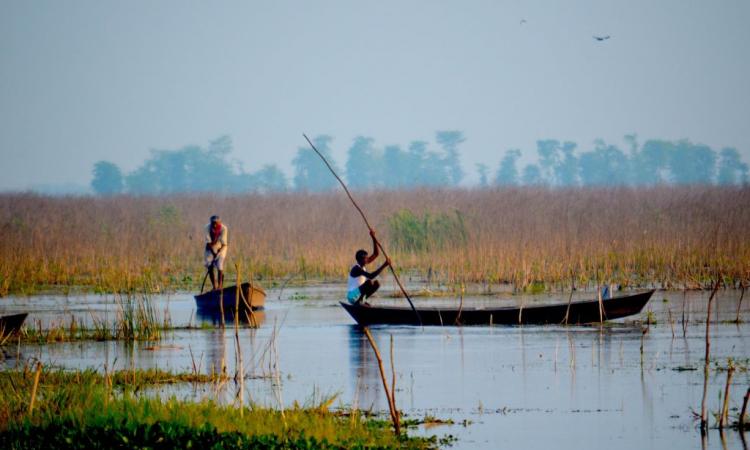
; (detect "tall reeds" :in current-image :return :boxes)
[1,186,748,295]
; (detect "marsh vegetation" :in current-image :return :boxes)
[1,186,748,296]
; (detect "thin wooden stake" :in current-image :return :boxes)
[740,387,750,429]
[28,362,42,415]
[304,133,422,325]
[363,327,400,435]
[718,360,734,429]
[736,283,746,324]
[700,278,722,433]
[562,274,575,325]
[390,335,398,427]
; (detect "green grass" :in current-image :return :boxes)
[0,368,446,449]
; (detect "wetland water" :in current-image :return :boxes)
[1,285,749,449]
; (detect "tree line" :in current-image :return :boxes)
[91,132,748,195]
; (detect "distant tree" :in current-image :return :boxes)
[91,161,123,195]
[125,158,160,194]
[633,140,672,185]
[346,136,379,190]
[536,140,561,185]
[123,137,239,195]
[495,149,521,186]
[383,145,409,189]
[578,140,629,186]
[292,135,339,192]
[407,141,429,187]
[556,141,579,186]
[476,163,489,188]
[256,164,288,192]
[400,140,452,187]
[435,130,465,186]
[235,164,289,193]
[422,151,451,187]
[717,147,749,185]
[208,135,232,157]
[669,140,716,185]
[521,164,543,185]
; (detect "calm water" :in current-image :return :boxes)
[1,284,749,449]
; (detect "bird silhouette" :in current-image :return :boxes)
[520,19,527,25]
[593,35,611,41]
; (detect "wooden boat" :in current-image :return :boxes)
[194,282,266,314]
[0,313,28,336]
[340,290,655,326]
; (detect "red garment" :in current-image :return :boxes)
[210,223,222,243]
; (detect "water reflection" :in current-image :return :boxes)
[2,287,750,449]
[347,325,383,411]
[196,309,266,328]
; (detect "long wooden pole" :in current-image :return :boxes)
[303,134,422,325]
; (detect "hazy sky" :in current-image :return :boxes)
[1,0,749,190]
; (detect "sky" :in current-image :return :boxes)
[1,0,749,191]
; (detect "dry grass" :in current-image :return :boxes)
[0,186,748,295]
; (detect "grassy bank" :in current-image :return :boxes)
[1,186,748,296]
[0,367,445,449]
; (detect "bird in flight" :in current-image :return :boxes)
[593,35,611,41]
[520,19,527,25]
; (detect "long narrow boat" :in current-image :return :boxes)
[0,313,28,336]
[194,282,266,314]
[340,290,654,326]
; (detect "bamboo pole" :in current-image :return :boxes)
[304,134,422,325]
[363,327,400,435]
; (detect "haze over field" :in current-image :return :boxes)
[1,1,749,192]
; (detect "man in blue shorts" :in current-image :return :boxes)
[346,230,390,305]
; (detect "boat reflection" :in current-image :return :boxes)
[196,309,266,328]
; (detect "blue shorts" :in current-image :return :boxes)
[346,288,361,303]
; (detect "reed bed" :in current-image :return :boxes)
[0,186,748,295]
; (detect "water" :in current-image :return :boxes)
[1,286,749,449]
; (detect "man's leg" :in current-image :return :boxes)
[208,266,217,290]
[217,270,224,290]
[357,280,380,303]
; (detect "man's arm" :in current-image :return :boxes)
[205,226,213,251]
[359,258,390,280]
[365,229,379,264]
[219,226,228,247]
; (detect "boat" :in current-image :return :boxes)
[340,290,655,326]
[194,282,266,315]
[0,313,28,337]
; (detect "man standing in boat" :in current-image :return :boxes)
[347,230,390,305]
[205,215,228,291]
